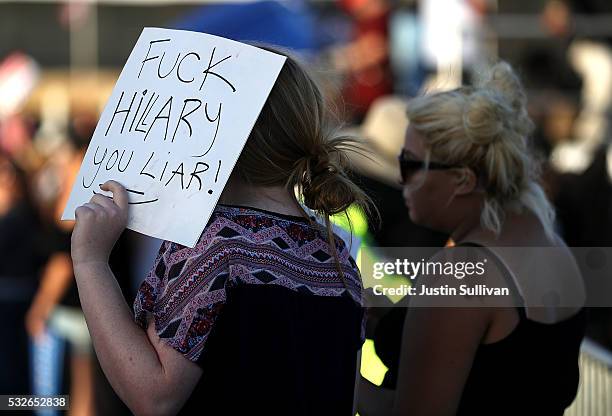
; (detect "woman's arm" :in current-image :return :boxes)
[392,304,490,415]
[74,261,201,416]
[26,252,73,338]
[71,181,202,416]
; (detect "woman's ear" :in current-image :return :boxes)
[451,168,478,195]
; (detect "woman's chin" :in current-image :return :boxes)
[407,207,429,229]
[407,206,419,223]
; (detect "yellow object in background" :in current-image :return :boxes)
[360,339,388,386]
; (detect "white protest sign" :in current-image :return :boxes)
[62,27,286,247]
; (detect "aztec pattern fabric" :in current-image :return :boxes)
[133,204,364,364]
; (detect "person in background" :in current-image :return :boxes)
[539,0,612,352]
[332,0,393,122]
[25,115,96,416]
[0,151,44,404]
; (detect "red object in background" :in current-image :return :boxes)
[0,52,39,119]
[341,0,393,121]
[0,52,39,158]
[467,0,488,15]
[0,115,30,157]
[340,0,369,13]
[58,1,92,30]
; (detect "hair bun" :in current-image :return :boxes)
[462,61,535,145]
[298,138,364,216]
[480,62,526,110]
[462,90,513,146]
[306,150,334,179]
[476,61,534,138]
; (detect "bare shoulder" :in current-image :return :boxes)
[464,225,586,323]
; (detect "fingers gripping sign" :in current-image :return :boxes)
[71,180,130,267]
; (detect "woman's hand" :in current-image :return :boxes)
[25,297,54,339]
[71,180,129,268]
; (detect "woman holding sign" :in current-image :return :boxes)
[70,47,373,415]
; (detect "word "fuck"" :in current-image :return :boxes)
[138,38,237,93]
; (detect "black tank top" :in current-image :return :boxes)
[456,243,587,415]
[373,243,587,415]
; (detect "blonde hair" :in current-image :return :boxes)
[406,62,556,237]
[236,46,375,280]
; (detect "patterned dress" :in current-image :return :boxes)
[133,204,365,415]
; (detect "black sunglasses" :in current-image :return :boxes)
[398,152,460,184]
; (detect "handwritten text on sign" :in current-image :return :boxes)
[62,28,286,247]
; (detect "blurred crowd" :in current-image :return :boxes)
[1,0,611,415]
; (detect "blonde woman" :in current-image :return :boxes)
[69,48,373,415]
[363,62,587,416]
